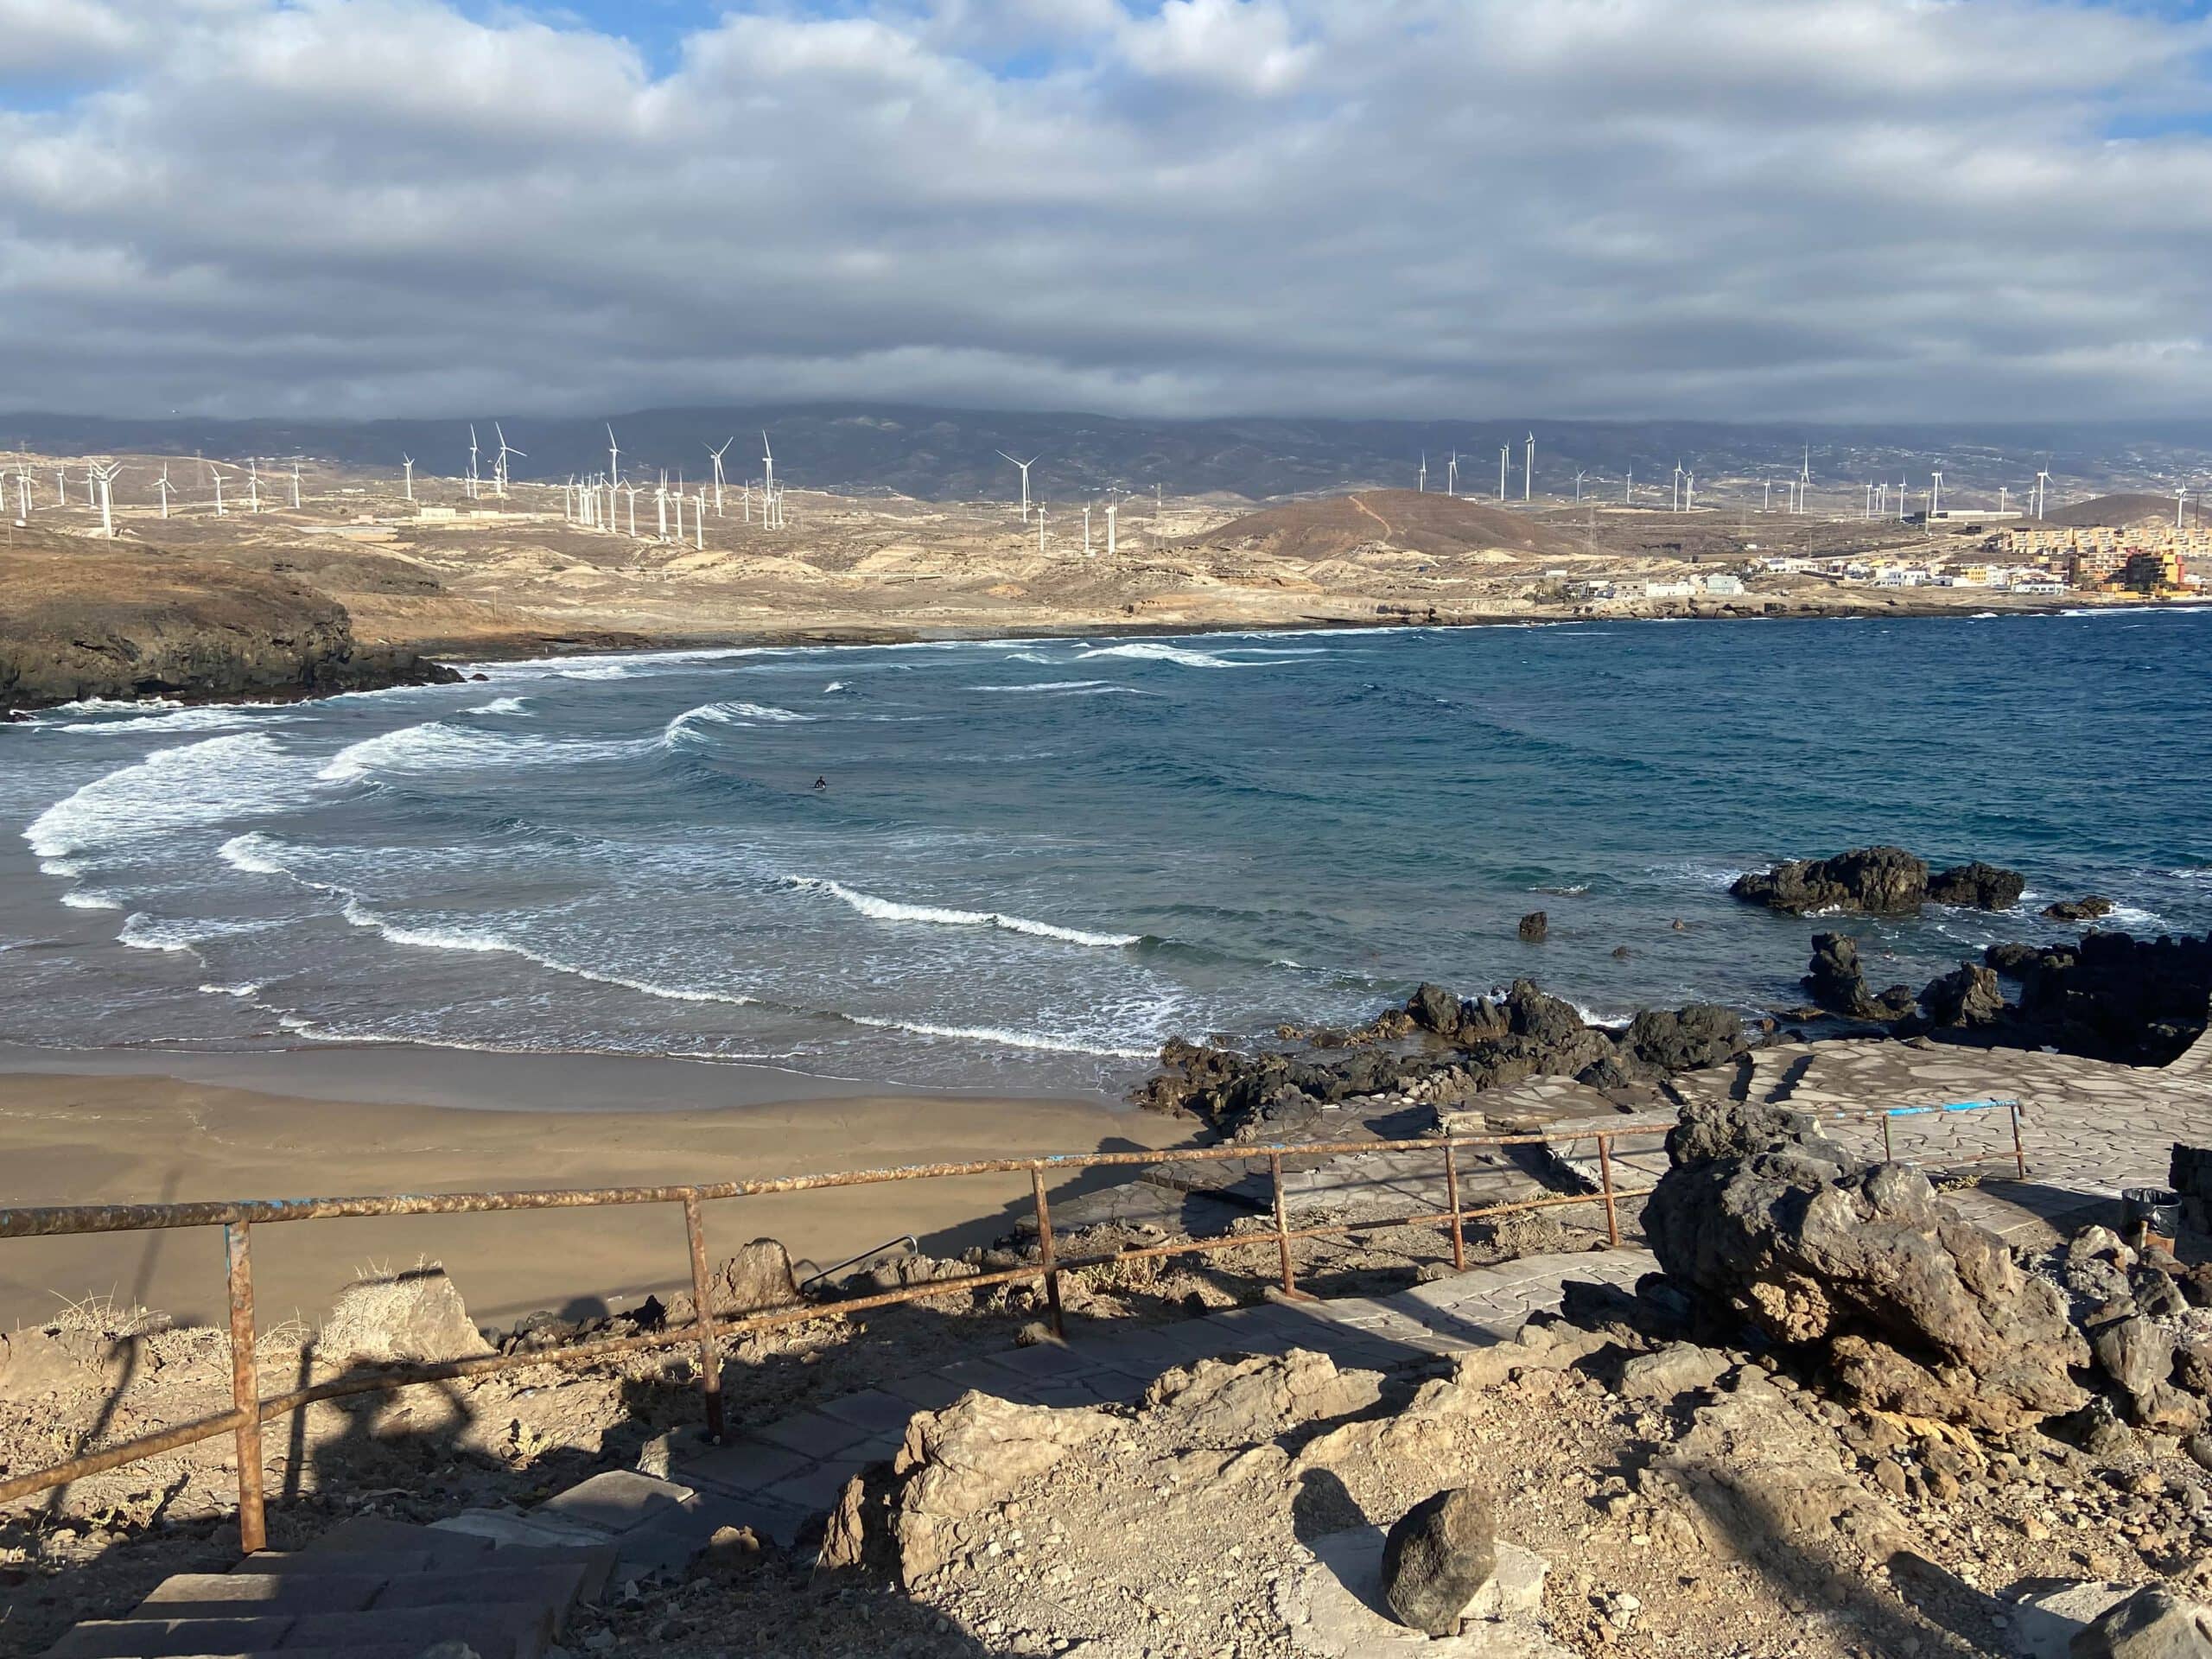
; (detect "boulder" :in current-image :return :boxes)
[1141,1350,1381,1446]
[892,1393,1108,1583]
[1928,861,2027,910]
[1517,910,1548,943]
[1803,933,1915,1022]
[1379,1485,1497,1637]
[1409,982,1462,1037]
[1643,1100,2089,1429]
[1619,1005,1747,1073]
[1919,962,2007,1029]
[1980,931,2212,1067]
[2044,896,2115,924]
[1730,846,1929,915]
[319,1266,493,1368]
[708,1241,800,1316]
[2091,1315,2204,1432]
[2071,1586,2212,1657]
[1618,1342,1732,1402]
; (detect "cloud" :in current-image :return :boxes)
[0,0,2209,420]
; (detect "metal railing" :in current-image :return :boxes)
[0,1097,2025,1554]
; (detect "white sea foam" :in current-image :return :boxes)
[840,1009,1154,1059]
[663,701,816,746]
[24,734,302,863]
[340,899,760,1005]
[462,696,532,716]
[789,875,1138,947]
[219,832,298,878]
[55,704,286,735]
[320,721,644,783]
[823,681,849,693]
[59,889,124,910]
[1075,641,1255,670]
[199,981,265,997]
[556,664,636,680]
[965,679,1147,696]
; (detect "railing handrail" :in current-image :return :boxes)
[0,1096,2026,1554]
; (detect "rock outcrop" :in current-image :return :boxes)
[1918,961,2006,1029]
[1983,931,2212,1065]
[0,543,458,712]
[1643,1101,2089,1430]
[1802,933,1915,1022]
[2044,896,2114,923]
[1732,847,2024,914]
[889,1393,1109,1584]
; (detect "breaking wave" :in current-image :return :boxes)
[24,734,303,865]
[788,876,1139,948]
[662,701,816,746]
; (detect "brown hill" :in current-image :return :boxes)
[2037,493,2186,529]
[1182,489,1573,562]
[0,537,456,710]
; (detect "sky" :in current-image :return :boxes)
[2,0,2210,423]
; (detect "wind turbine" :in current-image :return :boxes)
[401,454,415,501]
[1083,502,1092,557]
[492,425,523,499]
[246,459,262,513]
[995,450,1039,520]
[467,426,480,500]
[91,461,119,537]
[1105,496,1118,560]
[1573,470,1586,503]
[211,464,226,517]
[1930,470,1943,517]
[1670,463,1683,513]
[1418,451,1427,493]
[290,459,302,510]
[606,425,622,493]
[156,464,173,519]
[1497,444,1509,501]
[1037,505,1047,556]
[1897,475,1908,523]
[1446,452,1459,498]
[1684,471,1696,511]
[656,472,670,541]
[708,438,733,516]
[761,432,776,512]
[1523,433,1535,501]
[1764,480,1772,513]
[696,491,706,550]
[624,480,639,537]
[1624,471,1632,505]
[2034,469,2052,518]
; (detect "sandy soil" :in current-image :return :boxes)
[0,1060,1189,1332]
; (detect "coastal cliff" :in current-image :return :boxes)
[0,537,458,713]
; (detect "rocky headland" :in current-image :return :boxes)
[0,538,458,714]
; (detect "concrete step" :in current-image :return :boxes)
[298,1516,494,1561]
[138,1564,588,1624]
[47,1601,552,1658]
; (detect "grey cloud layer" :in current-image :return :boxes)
[3,0,2208,420]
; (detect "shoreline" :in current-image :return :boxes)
[0,1053,1183,1331]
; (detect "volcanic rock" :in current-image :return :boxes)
[319,1266,493,1368]
[2044,896,2115,923]
[892,1393,1109,1583]
[1141,1350,1381,1446]
[1919,961,2007,1029]
[1379,1484,1497,1637]
[1981,930,2212,1065]
[1643,1100,2089,1429]
[1803,933,1915,1022]
[1517,910,1548,943]
[2070,1584,2212,1657]
[1927,861,2027,910]
[1730,846,1929,915]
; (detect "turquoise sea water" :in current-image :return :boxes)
[4,611,2209,1095]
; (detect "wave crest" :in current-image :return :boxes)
[789,876,1138,948]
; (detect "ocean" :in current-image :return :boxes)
[5,611,2209,1097]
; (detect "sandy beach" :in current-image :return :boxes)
[0,1046,1187,1333]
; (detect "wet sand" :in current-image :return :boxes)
[0,1048,1187,1331]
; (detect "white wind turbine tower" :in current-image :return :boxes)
[2034,469,2052,518]
[91,461,119,537]
[156,464,173,518]
[54,466,65,502]
[1418,452,1427,493]
[1446,452,1459,498]
[761,432,776,513]
[624,481,639,537]
[1930,470,1943,517]
[1670,463,1683,512]
[290,459,302,510]
[492,425,523,499]
[696,491,706,550]
[1999,486,2009,514]
[607,426,622,495]
[1573,470,1586,503]
[211,464,227,517]
[995,450,1039,520]
[1037,505,1047,556]
[246,459,262,513]
[1497,444,1509,501]
[708,438,733,516]
[1523,433,1535,501]
[1764,480,1773,512]
[1624,470,1633,505]
[1684,471,1696,511]
[656,473,670,542]
[562,477,575,521]
[401,454,415,502]
[467,426,481,500]
[1083,502,1093,558]
[674,481,686,545]
[21,463,37,518]
[84,465,95,506]
[741,481,752,525]
[1799,443,1811,514]
[1897,475,1908,522]
[1105,496,1119,560]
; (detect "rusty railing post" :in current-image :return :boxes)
[1443,1141,1466,1272]
[224,1220,266,1554]
[1596,1135,1621,1250]
[2011,1102,2026,1180]
[1030,1166,1065,1340]
[1881,1111,1894,1162]
[681,1190,725,1444]
[1269,1151,1297,1296]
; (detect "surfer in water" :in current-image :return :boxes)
[812,776,828,791]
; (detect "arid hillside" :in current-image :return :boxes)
[1186,489,1575,562]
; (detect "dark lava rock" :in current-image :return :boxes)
[1804,933,1915,1022]
[1517,910,1548,943]
[1379,1484,1497,1637]
[1980,930,2212,1065]
[1619,1005,1748,1073]
[2071,1584,2212,1657]
[2043,895,2114,923]
[1918,962,2006,1029]
[1611,944,1632,960]
[1643,1099,2089,1431]
[1927,861,2026,911]
[1408,982,1461,1037]
[1730,846,1929,915]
